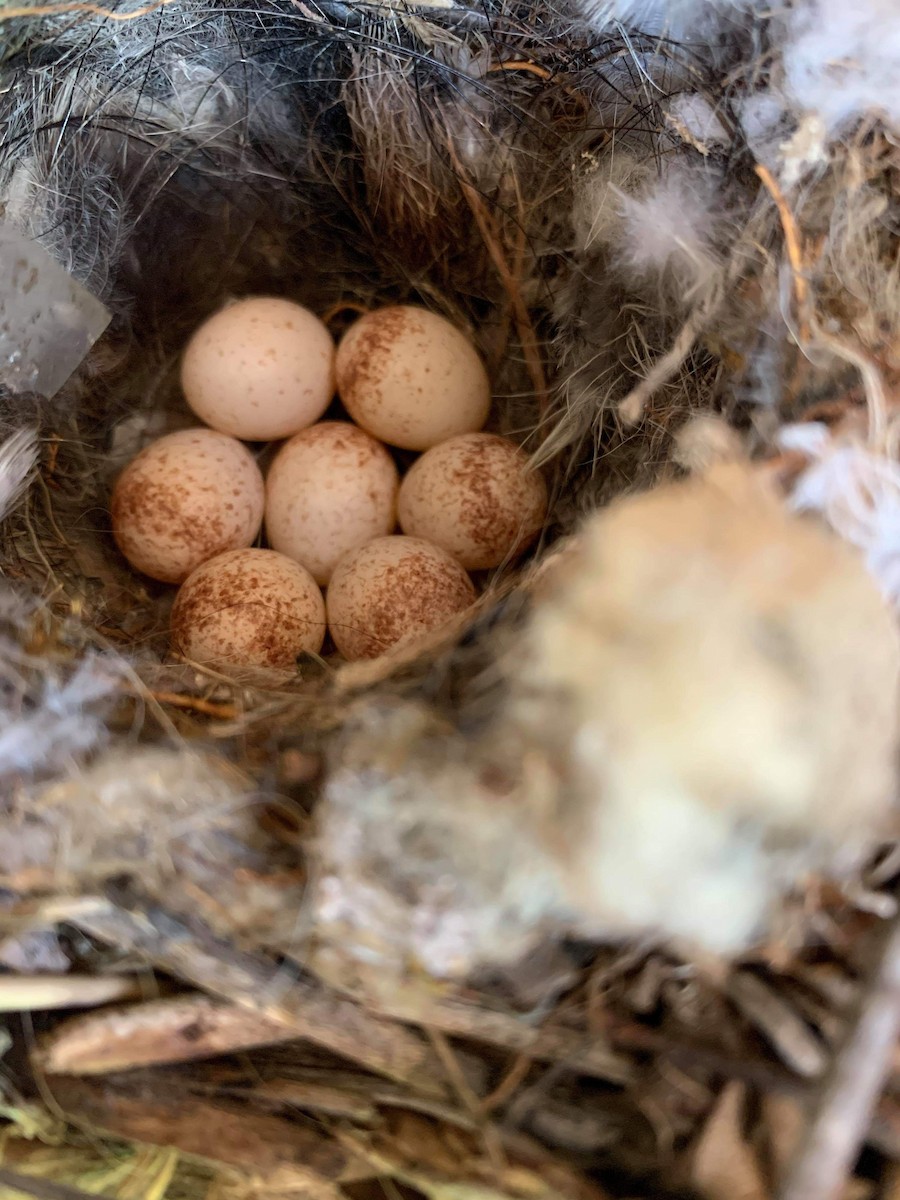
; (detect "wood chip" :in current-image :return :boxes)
[38,994,309,1074]
[729,972,828,1077]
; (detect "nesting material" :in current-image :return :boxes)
[335,306,491,450]
[398,432,548,569]
[265,421,399,584]
[170,548,325,674]
[5,2,900,1196]
[517,465,900,953]
[181,297,335,441]
[110,429,265,583]
[326,535,476,660]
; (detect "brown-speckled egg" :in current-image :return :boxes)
[111,428,264,583]
[397,433,548,570]
[171,548,325,675]
[335,306,490,450]
[181,296,335,441]
[265,421,399,584]
[327,535,476,660]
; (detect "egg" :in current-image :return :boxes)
[327,535,476,660]
[181,296,335,441]
[111,428,264,583]
[171,548,325,675]
[335,305,491,450]
[397,432,548,570]
[265,421,399,584]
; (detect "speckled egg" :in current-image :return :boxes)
[111,428,264,584]
[265,421,399,585]
[397,433,548,570]
[327,535,476,660]
[181,296,335,441]
[335,306,491,450]
[171,548,325,675]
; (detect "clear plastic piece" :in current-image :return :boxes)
[0,225,111,397]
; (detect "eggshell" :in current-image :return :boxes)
[265,421,399,584]
[327,535,476,660]
[335,305,491,450]
[181,296,335,441]
[171,548,325,675]
[398,433,548,570]
[111,428,264,584]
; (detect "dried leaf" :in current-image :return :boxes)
[691,1082,768,1200]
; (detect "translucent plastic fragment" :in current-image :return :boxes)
[0,225,111,397]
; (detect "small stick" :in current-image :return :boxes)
[778,912,900,1200]
[424,1026,508,1176]
[0,974,139,1012]
[142,690,238,720]
[755,163,810,341]
[487,60,553,81]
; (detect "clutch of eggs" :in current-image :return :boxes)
[110,296,549,673]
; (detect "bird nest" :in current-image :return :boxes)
[1,2,900,1199]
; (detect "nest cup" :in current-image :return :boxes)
[2,3,900,1199]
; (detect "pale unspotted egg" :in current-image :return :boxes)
[111,428,264,584]
[327,535,476,660]
[398,432,548,570]
[335,306,490,451]
[181,296,335,441]
[171,548,325,675]
[265,421,398,584]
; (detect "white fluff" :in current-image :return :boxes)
[0,428,38,521]
[782,0,900,135]
[614,160,725,304]
[576,0,757,41]
[780,421,900,610]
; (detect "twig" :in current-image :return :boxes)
[142,690,238,720]
[755,163,810,342]
[0,973,139,1012]
[425,1027,508,1175]
[778,911,900,1200]
[487,60,553,80]
[480,1048,534,1113]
